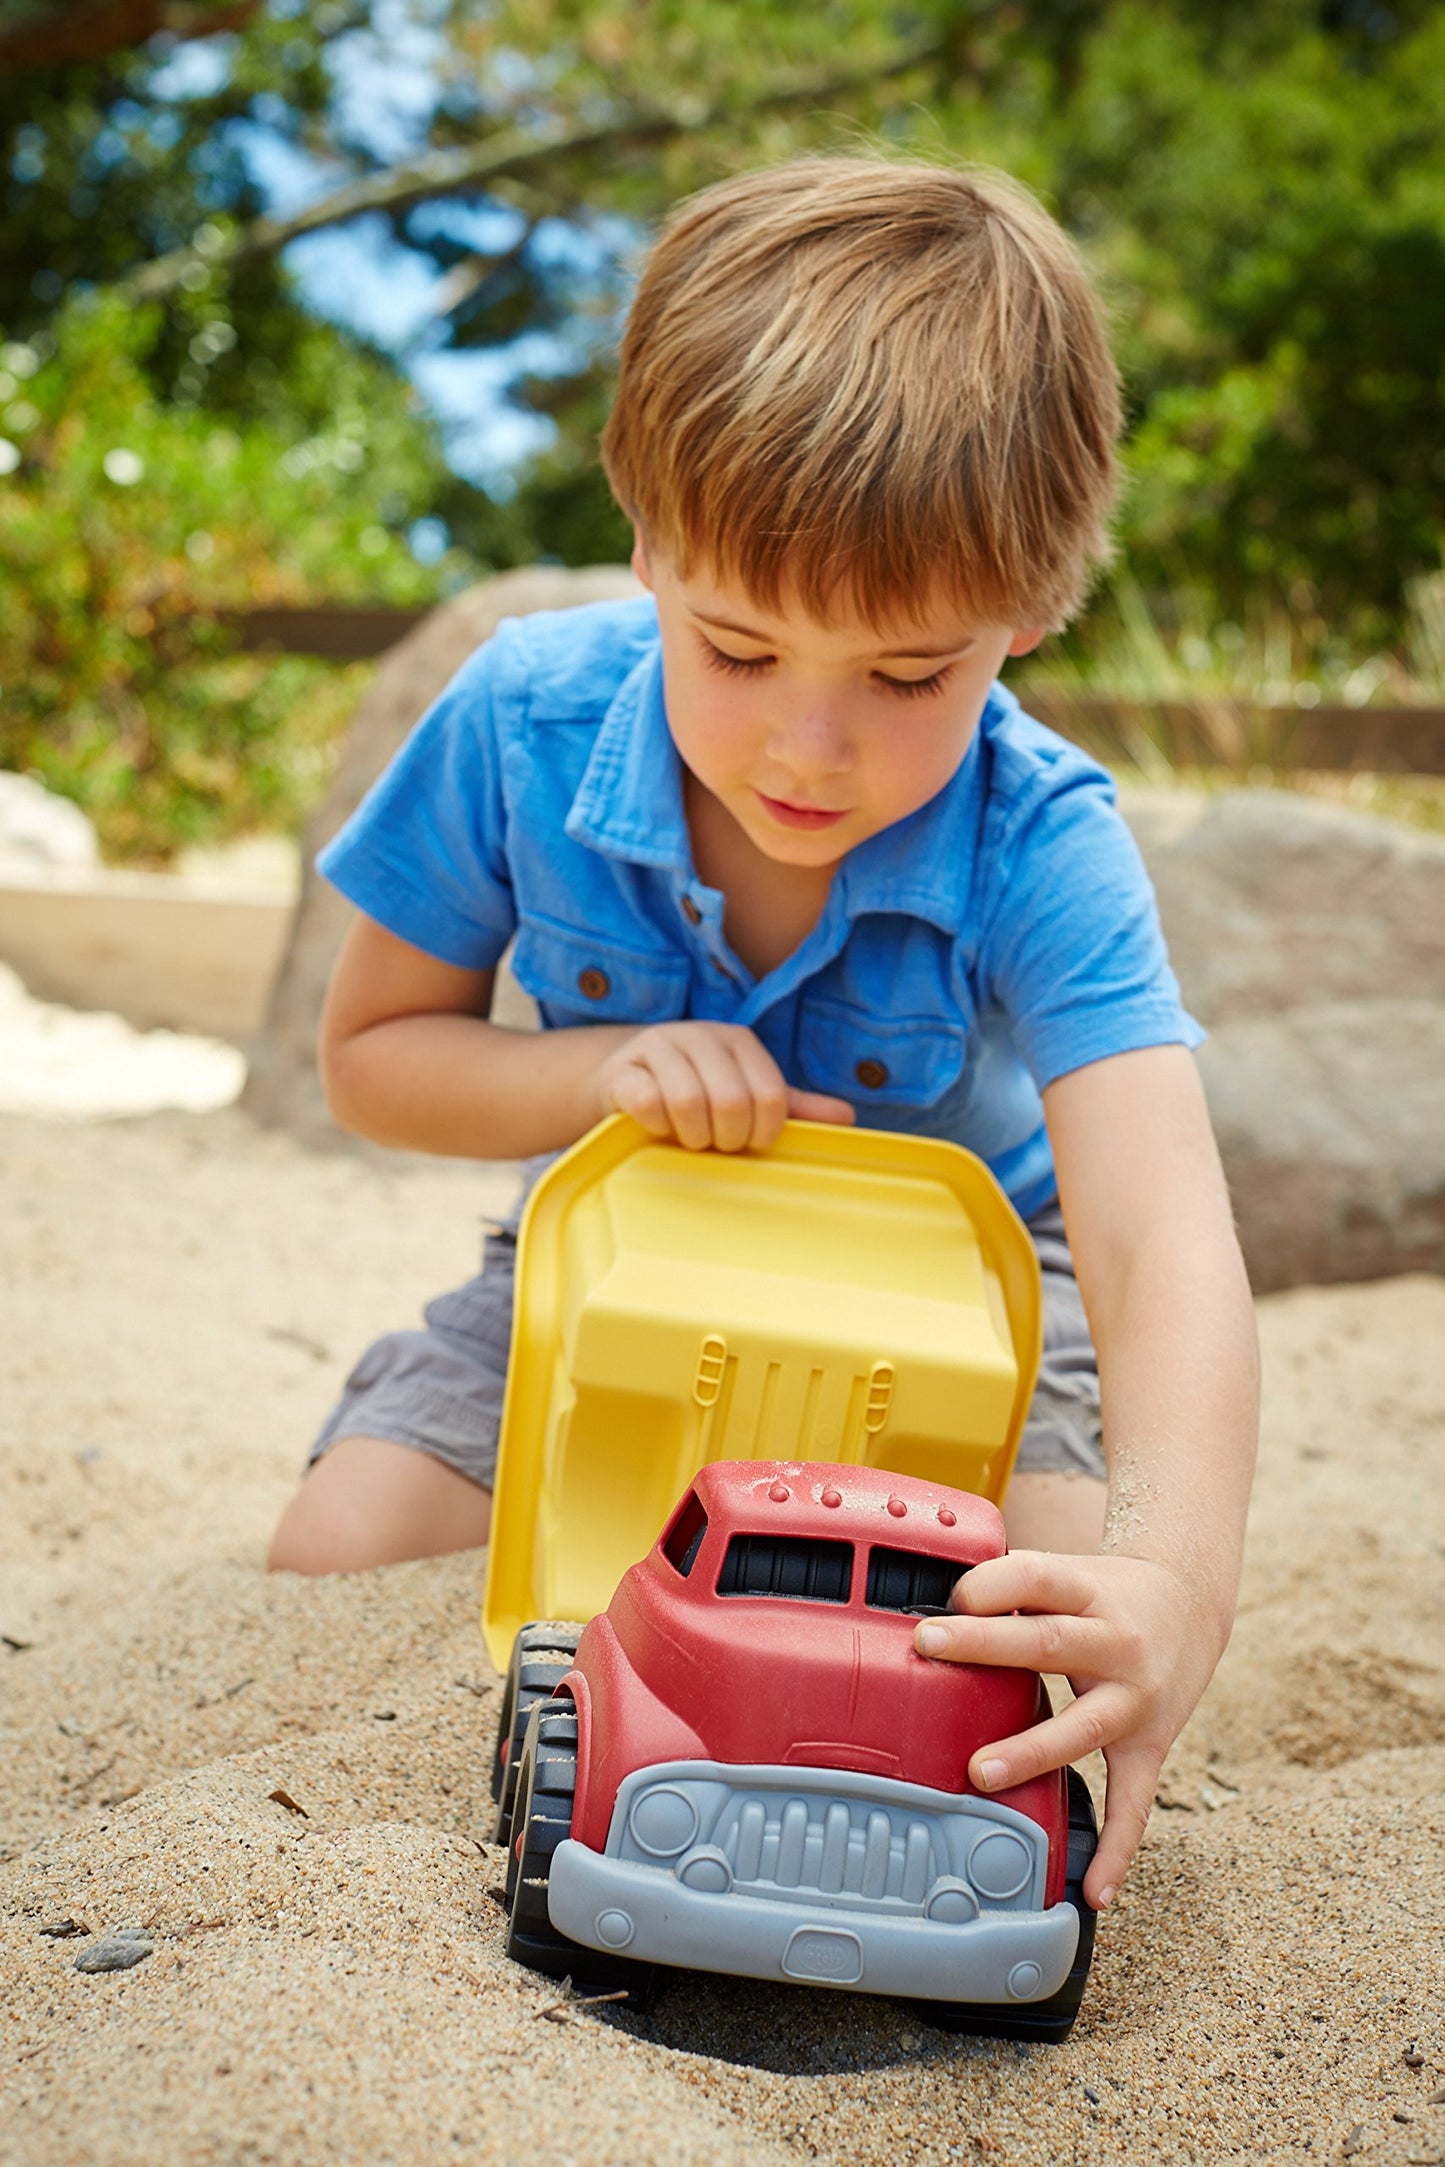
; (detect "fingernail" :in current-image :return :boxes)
[977,1758,1009,1791]
[1097,1884,1117,1909]
[915,1623,946,1654]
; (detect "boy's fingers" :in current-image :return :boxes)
[619,1040,715,1149]
[728,1035,794,1150]
[606,1060,674,1139]
[963,1683,1133,1796]
[949,1549,1101,1620]
[1084,1742,1161,1909]
[786,1088,856,1126]
[915,1606,1113,1676]
[684,1035,764,1153]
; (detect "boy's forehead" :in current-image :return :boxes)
[675,559,991,656]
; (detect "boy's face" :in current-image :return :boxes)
[633,537,1044,872]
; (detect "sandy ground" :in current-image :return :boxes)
[2,1106,1442,2167]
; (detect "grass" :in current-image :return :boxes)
[1010,572,1445,834]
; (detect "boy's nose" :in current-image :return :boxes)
[767,704,854,780]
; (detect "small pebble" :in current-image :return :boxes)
[73,1927,155,1974]
[1342,2127,1365,2159]
[1084,2086,1100,2106]
[38,1918,87,1939]
[1403,2044,1425,2068]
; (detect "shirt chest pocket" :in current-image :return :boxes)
[510,915,689,1027]
[798,993,968,1110]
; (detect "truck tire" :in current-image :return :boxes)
[916,1767,1099,2045]
[503,1697,655,2005]
[490,1621,583,1846]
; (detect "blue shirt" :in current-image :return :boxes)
[319,596,1201,1218]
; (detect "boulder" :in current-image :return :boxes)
[1122,790,1445,1290]
[241,565,637,1140]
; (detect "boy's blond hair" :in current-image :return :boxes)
[601,156,1122,631]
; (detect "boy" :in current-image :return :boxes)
[269,158,1259,1916]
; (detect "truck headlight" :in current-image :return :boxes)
[966,1828,1034,1902]
[628,1785,699,1857]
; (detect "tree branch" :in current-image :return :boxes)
[122,34,950,303]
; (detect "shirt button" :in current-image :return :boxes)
[578,967,611,1000]
[680,895,702,926]
[855,1057,889,1091]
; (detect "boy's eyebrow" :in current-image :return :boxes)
[689,608,976,662]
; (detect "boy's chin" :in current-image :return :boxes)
[747,821,854,869]
[737,796,857,864]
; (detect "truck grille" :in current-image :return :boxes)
[729,1793,934,1904]
[609,1762,1047,1917]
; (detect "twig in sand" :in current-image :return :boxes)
[535,1988,630,2022]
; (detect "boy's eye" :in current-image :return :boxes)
[875,668,954,700]
[697,635,954,699]
[700,639,774,678]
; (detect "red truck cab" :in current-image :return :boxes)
[496,1459,1097,2041]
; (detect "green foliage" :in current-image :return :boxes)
[0,291,461,860]
[2,0,1442,864]
[1041,5,1445,627]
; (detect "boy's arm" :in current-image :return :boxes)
[914,1043,1259,1909]
[320,913,849,1158]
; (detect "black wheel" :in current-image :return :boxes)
[490,1621,583,1846]
[915,1767,1099,2044]
[503,1696,655,2005]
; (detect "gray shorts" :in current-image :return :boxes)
[308,1201,1105,1491]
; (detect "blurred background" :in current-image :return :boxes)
[1,0,1442,873]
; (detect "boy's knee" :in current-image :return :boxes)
[266,1518,351,1576]
[267,1433,493,1575]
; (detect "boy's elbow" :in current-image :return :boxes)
[317,1023,384,1141]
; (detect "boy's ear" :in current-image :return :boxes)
[1005,627,1048,659]
[630,528,656,593]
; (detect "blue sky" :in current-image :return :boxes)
[151,10,629,489]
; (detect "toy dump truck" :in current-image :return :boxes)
[483,1116,1098,2041]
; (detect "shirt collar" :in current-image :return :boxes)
[566,624,1013,937]
[564,639,694,874]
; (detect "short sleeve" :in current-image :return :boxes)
[316,635,517,970]
[979,765,1204,1090]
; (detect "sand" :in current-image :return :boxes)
[2,1105,1442,2166]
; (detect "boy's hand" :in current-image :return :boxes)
[598,1020,854,1151]
[913,1549,1227,1911]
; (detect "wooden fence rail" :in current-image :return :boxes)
[228,606,1445,775]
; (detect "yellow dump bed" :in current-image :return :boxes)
[482,1116,1041,1668]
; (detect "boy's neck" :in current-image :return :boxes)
[683,769,836,981]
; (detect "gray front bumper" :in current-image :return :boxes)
[547,1840,1079,2002]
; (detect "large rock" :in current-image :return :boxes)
[241,565,638,1140]
[1122,790,1445,1291]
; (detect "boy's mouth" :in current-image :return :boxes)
[756,791,849,831]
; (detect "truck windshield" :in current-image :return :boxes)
[717,1534,852,1604]
[865,1545,964,1616]
[660,1489,708,1576]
